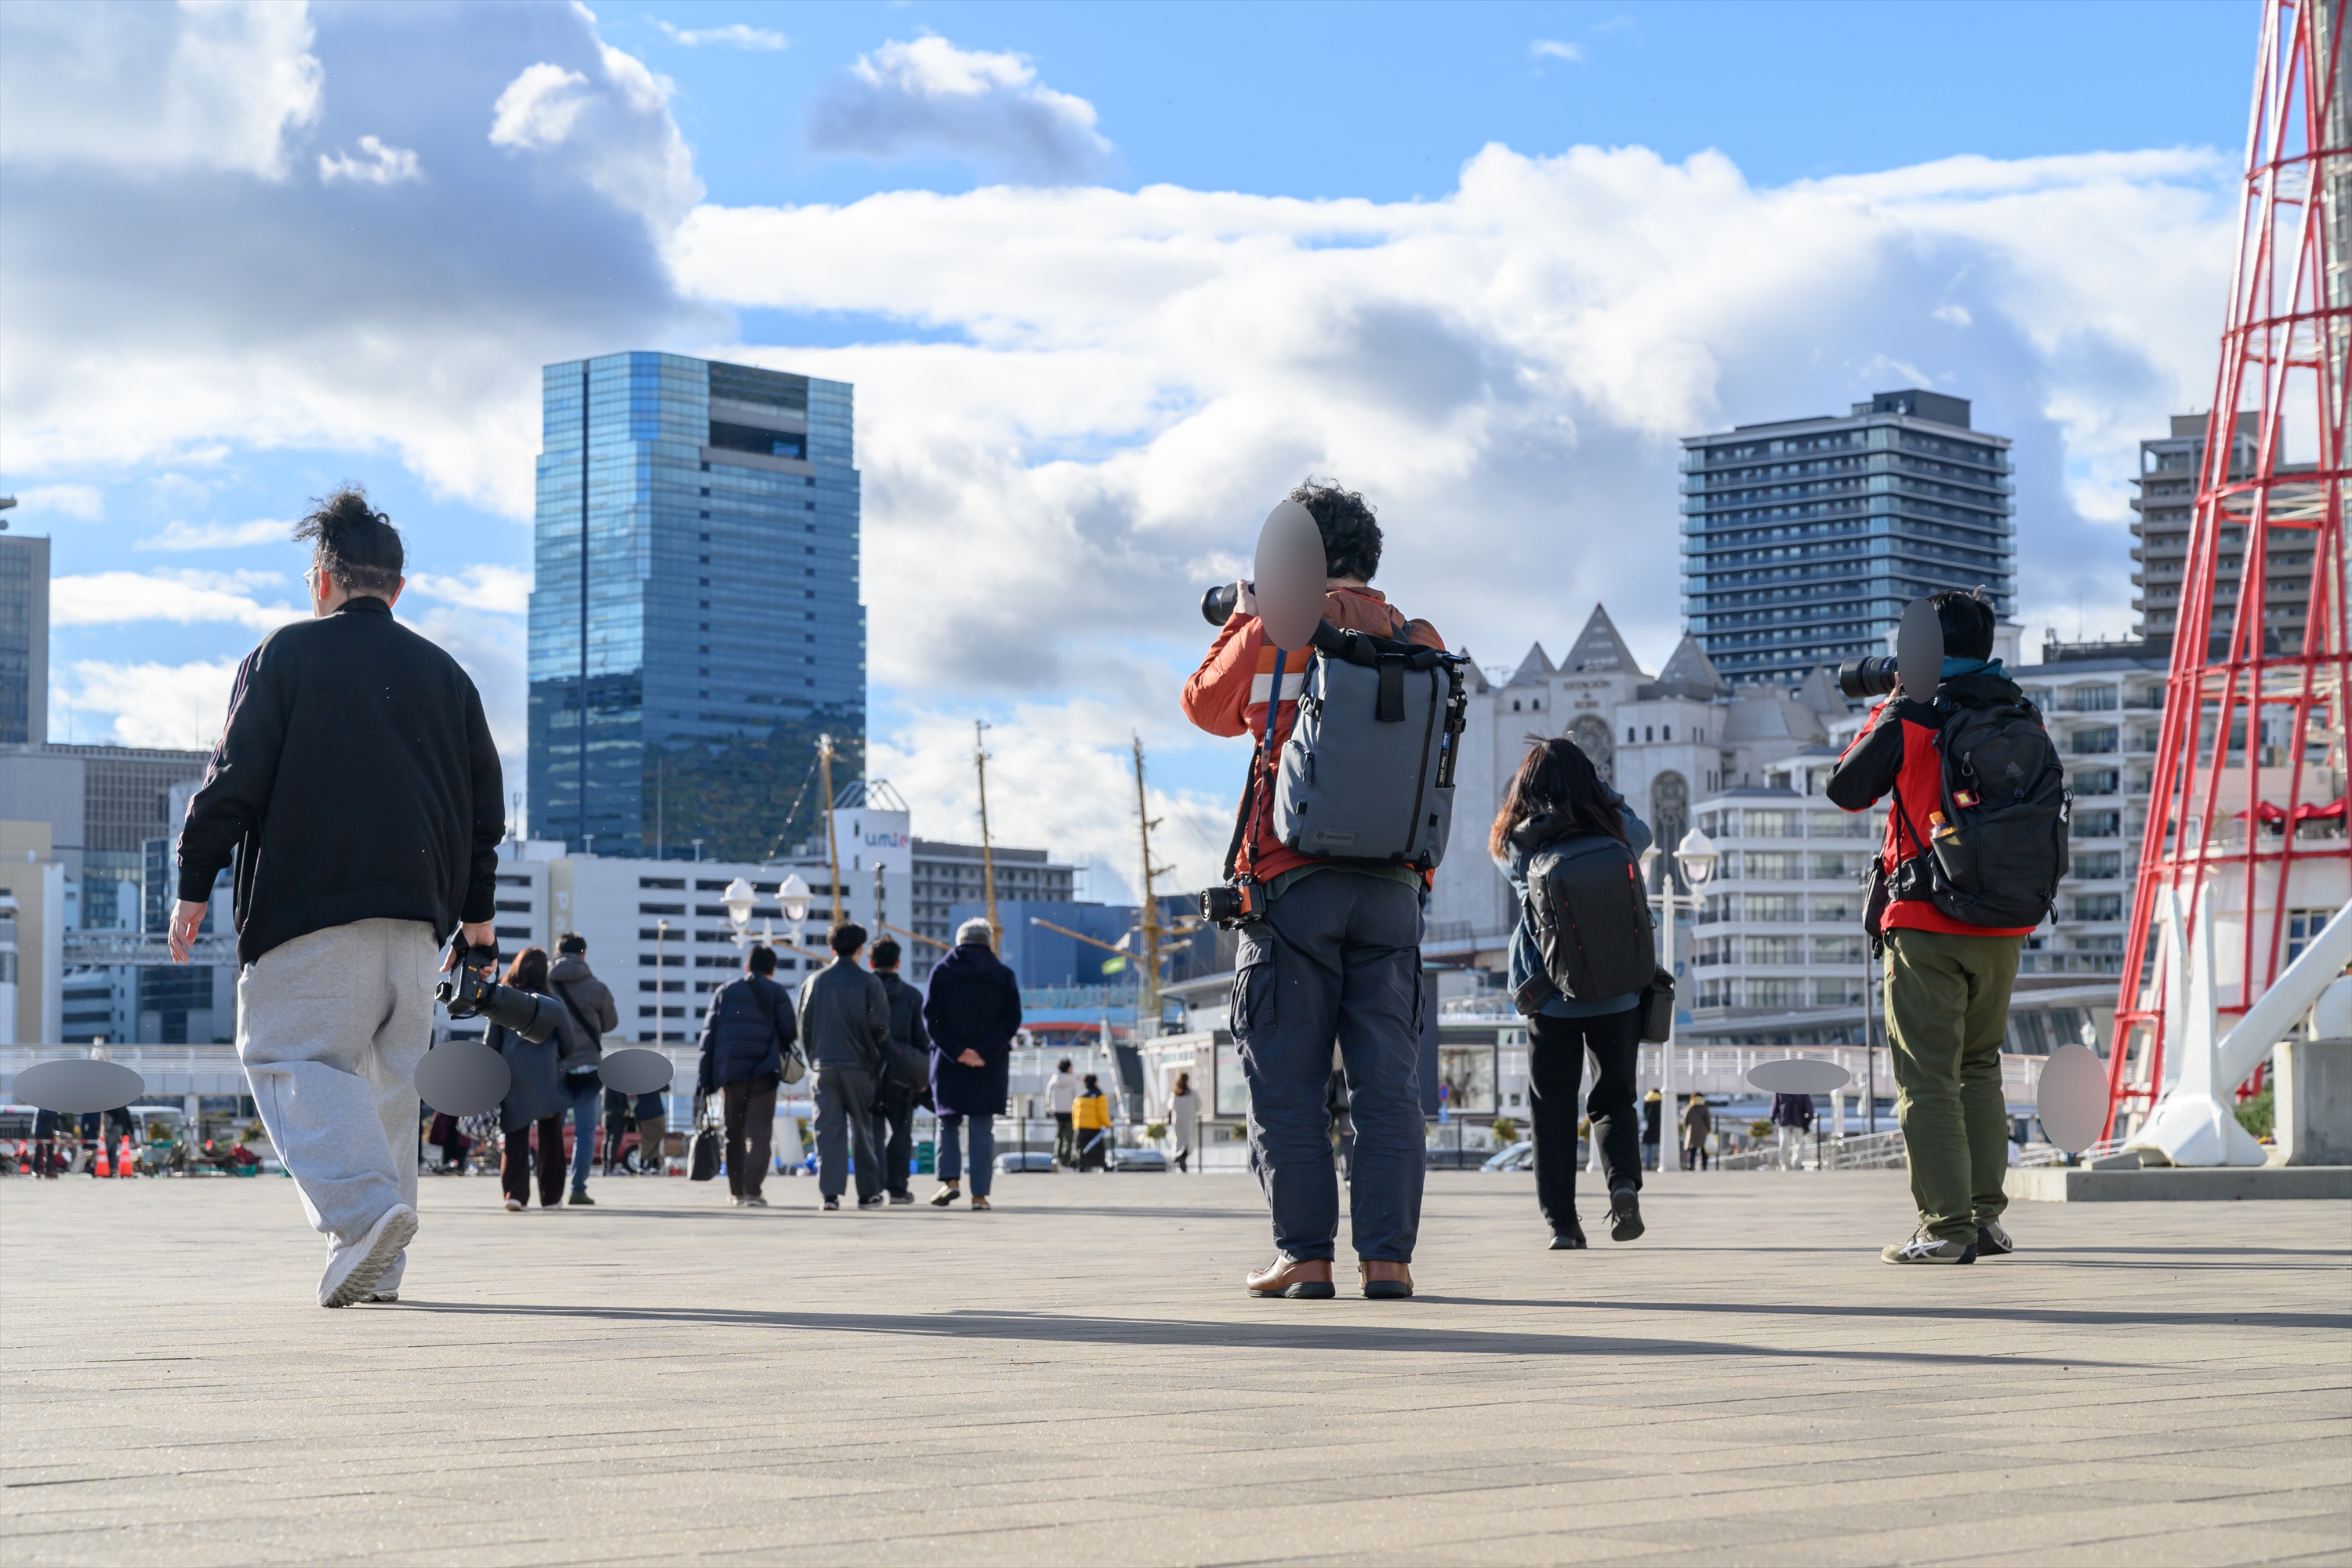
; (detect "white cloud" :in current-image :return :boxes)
[1933,303,1974,327]
[136,518,296,551]
[656,21,786,51]
[2,2,709,515]
[408,564,533,615]
[489,43,699,233]
[806,36,1115,183]
[1530,39,1584,62]
[59,657,242,752]
[673,143,2233,691]
[491,63,593,150]
[0,0,322,180]
[9,484,103,520]
[319,134,422,186]
[52,569,303,631]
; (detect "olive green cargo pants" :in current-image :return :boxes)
[1883,927,2023,1244]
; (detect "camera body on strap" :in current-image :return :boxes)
[1272,621,1469,869]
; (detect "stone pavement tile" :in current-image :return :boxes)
[1928,1519,2352,1568]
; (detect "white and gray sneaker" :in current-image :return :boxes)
[1975,1220,2015,1257]
[1880,1229,1977,1265]
[320,1204,419,1308]
[361,1290,398,1305]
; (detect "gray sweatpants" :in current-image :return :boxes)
[238,919,437,1290]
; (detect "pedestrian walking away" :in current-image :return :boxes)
[1827,589,2049,1265]
[798,924,889,1210]
[1073,1073,1113,1171]
[1681,1094,1713,1171]
[1770,1092,1816,1171]
[1642,1088,1663,1171]
[1184,479,1442,1302]
[698,945,800,1207]
[549,933,617,1205]
[1492,735,1654,1252]
[1047,1058,1079,1168]
[867,937,932,1204]
[492,946,574,1213]
[923,917,1022,1210]
[170,487,503,1307]
[1168,1070,1202,1172]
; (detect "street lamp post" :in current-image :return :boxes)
[653,918,670,1042]
[1640,828,1716,1175]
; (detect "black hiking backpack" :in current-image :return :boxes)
[1512,819,1657,1015]
[1892,695,2071,929]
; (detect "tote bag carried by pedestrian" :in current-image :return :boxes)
[689,1106,723,1182]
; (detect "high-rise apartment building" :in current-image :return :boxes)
[1680,389,2016,684]
[0,535,47,747]
[2129,412,2288,647]
[529,353,864,861]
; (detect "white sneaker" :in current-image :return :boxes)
[1880,1229,1977,1265]
[320,1204,419,1308]
[362,1290,398,1305]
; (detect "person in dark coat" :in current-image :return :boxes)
[1771,1092,1817,1171]
[492,947,570,1213]
[867,937,931,1204]
[696,946,799,1207]
[921,917,1022,1210]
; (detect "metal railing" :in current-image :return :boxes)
[1716,1127,1907,1171]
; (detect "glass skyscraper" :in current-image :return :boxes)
[1679,390,2015,685]
[529,353,864,859]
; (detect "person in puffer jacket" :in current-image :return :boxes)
[695,946,797,1208]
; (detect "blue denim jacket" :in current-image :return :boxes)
[1497,804,1652,1018]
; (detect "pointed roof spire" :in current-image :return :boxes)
[1563,604,1648,677]
[1642,633,1730,700]
[1796,664,1850,720]
[1508,642,1555,686]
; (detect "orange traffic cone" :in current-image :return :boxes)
[93,1139,111,1178]
[118,1134,137,1178]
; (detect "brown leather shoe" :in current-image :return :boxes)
[1246,1255,1334,1298]
[1359,1260,1414,1300]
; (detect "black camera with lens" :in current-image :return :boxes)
[1200,580,1254,626]
[1202,878,1265,929]
[434,943,561,1043]
[1837,655,1901,700]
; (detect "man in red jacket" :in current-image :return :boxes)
[1183,480,1443,1301]
[1828,590,2034,1265]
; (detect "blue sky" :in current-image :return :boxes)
[0,1,2256,895]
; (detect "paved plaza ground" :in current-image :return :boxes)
[2,1168,2347,1566]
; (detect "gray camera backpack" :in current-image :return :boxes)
[1271,624,1469,869]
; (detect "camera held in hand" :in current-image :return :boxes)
[1838,655,1901,700]
[1200,580,1255,626]
[435,942,561,1043]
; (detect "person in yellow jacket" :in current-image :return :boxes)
[1073,1074,1114,1172]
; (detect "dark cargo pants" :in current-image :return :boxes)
[1232,870,1425,1264]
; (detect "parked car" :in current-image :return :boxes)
[1111,1147,1167,1172]
[996,1150,1057,1174]
[1481,1141,1534,1172]
[1424,1147,1493,1170]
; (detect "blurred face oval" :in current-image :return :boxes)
[1746,1058,1853,1095]
[598,1047,674,1096]
[414,1040,512,1117]
[15,1058,144,1115]
[1254,499,1330,652]
[2036,1041,2108,1153]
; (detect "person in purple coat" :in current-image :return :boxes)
[922,918,1022,1210]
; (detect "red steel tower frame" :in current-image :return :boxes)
[2108,0,2352,1134]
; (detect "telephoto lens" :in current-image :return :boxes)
[1200,581,1250,626]
[434,949,561,1043]
[1837,655,1901,701]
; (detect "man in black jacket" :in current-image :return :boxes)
[695,945,799,1208]
[797,923,890,1210]
[866,937,930,1205]
[170,487,503,1308]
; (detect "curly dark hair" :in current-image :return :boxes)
[293,485,405,600]
[1929,588,1996,661]
[1287,477,1382,583]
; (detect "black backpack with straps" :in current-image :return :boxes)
[1891,694,2071,929]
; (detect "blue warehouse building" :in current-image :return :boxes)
[530,354,865,858]
[1679,389,2016,685]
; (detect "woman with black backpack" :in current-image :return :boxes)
[1494,737,1655,1250]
